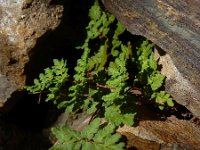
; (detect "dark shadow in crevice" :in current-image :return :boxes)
[133,94,194,126]
[155,45,166,56]
[4,92,50,131]
[0,90,53,150]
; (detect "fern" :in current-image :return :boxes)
[87,41,108,73]
[61,0,115,113]
[151,91,174,110]
[50,118,125,150]
[59,0,136,125]
[81,12,135,125]
[25,0,174,123]
[111,22,126,57]
[25,1,175,149]
[102,42,135,125]
[25,59,69,105]
[134,40,174,109]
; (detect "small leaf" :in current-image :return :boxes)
[81,118,101,139]
[149,54,157,70]
[148,73,165,91]
[82,141,94,149]
[104,133,121,145]
[167,98,174,107]
[159,105,164,110]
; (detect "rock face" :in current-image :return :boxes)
[103,0,200,118]
[118,116,200,150]
[0,0,63,110]
[154,48,200,119]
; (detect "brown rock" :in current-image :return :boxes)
[103,0,200,118]
[154,48,200,121]
[120,131,161,150]
[0,0,63,110]
[118,116,200,150]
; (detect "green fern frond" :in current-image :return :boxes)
[67,0,115,113]
[135,40,174,108]
[87,40,108,73]
[25,59,69,104]
[105,106,135,126]
[102,43,135,125]
[111,22,126,57]
[50,118,125,150]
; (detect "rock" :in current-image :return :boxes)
[0,0,63,110]
[118,116,200,150]
[154,48,200,120]
[120,131,161,150]
[103,0,200,118]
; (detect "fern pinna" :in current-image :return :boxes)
[50,118,125,150]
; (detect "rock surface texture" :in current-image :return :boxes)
[103,0,200,118]
[0,0,63,109]
[118,116,200,150]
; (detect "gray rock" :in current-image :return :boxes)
[0,75,17,107]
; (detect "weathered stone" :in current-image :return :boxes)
[0,0,63,110]
[103,0,200,118]
[154,48,200,120]
[118,116,200,150]
[120,131,161,150]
